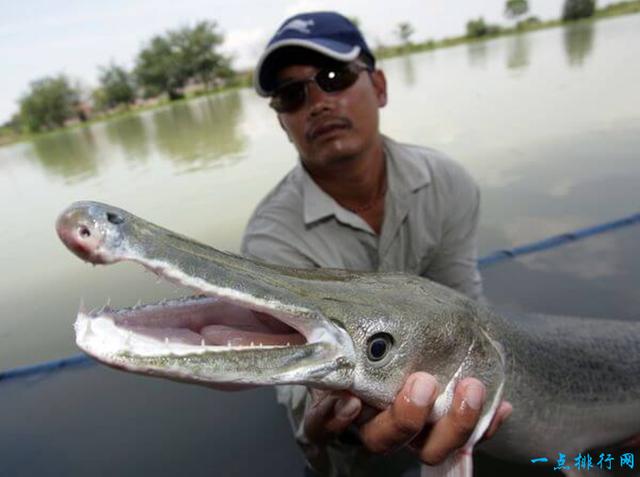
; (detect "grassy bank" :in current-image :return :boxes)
[0,77,251,148]
[1,1,639,149]
[376,0,640,59]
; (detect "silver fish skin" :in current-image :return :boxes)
[56,201,640,472]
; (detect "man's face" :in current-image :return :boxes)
[274,61,387,173]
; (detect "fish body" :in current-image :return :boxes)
[56,201,640,475]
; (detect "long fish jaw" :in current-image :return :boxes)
[57,201,356,389]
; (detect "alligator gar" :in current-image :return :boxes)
[56,201,640,477]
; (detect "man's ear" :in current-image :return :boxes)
[277,115,293,142]
[370,70,388,108]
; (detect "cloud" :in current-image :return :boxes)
[221,27,269,70]
[284,0,329,17]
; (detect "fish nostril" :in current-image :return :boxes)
[106,212,124,225]
[79,225,91,238]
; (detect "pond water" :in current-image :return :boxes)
[1,14,639,476]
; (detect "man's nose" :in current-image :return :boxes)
[306,81,332,115]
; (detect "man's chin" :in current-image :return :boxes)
[310,137,361,166]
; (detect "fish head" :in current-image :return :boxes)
[314,275,478,408]
[56,200,130,264]
[58,202,359,391]
[57,201,484,409]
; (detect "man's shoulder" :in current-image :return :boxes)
[248,165,305,224]
[241,165,317,267]
[384,136,477,190]
[386,136,448,161]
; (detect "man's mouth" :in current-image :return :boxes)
[307,118,352,142]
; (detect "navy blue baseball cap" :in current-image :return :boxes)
[254,11,376,97]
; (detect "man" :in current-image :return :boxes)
[241,11,511,476]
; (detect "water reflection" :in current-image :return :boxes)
[483,227,640,320]
[401,54,416,87]
[104,114,150,163]
[152,91,246,170]
[467,40,489,69]
[506,33,531,71]
[28,128,99,182]
[563,21,595,67]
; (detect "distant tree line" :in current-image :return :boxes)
[6,0,607,135]
[16,21,233,133]
[467,0,598,38]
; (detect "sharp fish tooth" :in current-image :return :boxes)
[201,339,206,347]
[164,337,169,345]
[250,341,254,347]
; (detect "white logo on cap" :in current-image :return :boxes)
[277,18,315,35]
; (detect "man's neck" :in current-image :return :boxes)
[305,135,386,233]
[306,136,385,205]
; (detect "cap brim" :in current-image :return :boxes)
[254,39,361,96]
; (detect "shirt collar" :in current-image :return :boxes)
[300,164,338,224]
[382,135,431,193]
[300,135,432,226]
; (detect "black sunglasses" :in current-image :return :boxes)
[269,62,371,113]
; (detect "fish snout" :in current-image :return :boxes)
[56,201,125,264]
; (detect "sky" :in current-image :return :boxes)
[0,0,617,123]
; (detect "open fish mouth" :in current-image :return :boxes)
[57,201,355,388]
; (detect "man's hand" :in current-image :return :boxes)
[303,372,512,466]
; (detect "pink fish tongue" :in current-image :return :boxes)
[126,326,205,345]
[200,325,305,346]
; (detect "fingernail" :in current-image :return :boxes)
[335,396,360,419]
[463,381,485,411]
[502,403,513,421]
[409,373,436,407]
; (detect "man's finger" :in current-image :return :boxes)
[482,401,512,441]
[304,392,362,444]
[415,378,485,465]
[359,372,438,453]
[621,434,640,448]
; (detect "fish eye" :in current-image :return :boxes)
[366,333,393,362]
[106,212,124,225]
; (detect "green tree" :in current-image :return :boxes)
[505,0,529,20]
[562,0,596,20]
[466,17,501,38]
[395,22,415,46]
[19,75,79,132]
[135,35,186,100]
[97,63,136,109]
[135,21,232,100]
[169,21,232,89]
[467,17,488,37]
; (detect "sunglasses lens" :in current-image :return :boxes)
[317,66,360,92]
[270,64,367,113]
[271,82,306,113]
